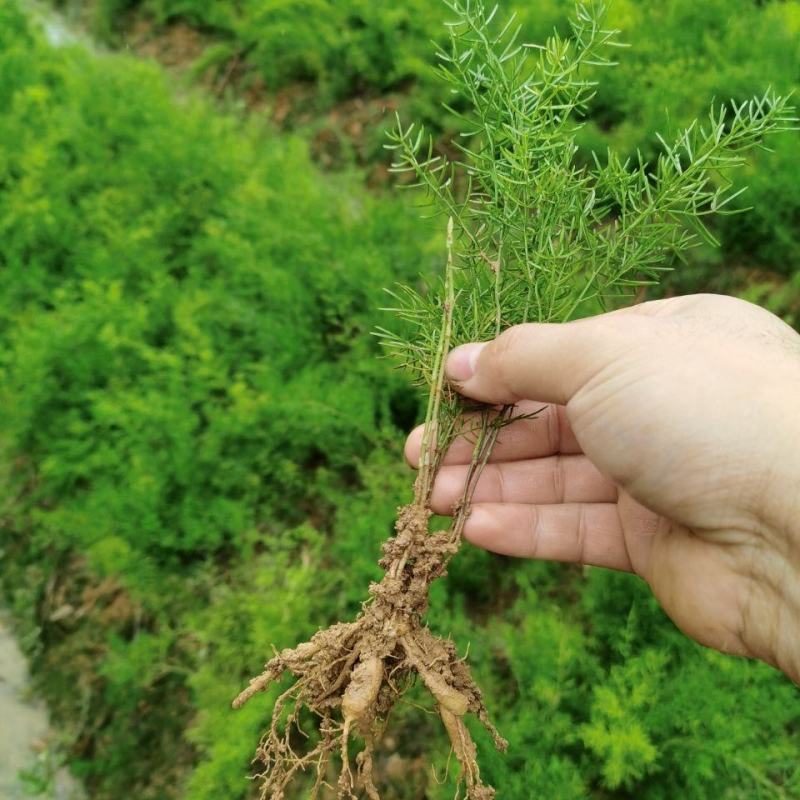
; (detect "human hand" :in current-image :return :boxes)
[405,294,800,682]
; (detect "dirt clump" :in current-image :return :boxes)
[234,497,506,799]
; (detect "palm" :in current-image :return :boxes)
[407,399,769,661]
[407,295,800,676]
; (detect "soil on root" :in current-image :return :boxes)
[233,501,506,799]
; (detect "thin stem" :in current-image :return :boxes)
[416,216,457,506]
[493,235,504,337]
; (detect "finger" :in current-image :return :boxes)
[404,402,581,468]
[462,502,635,572]
[430,455,617,513]
[445,311,651,406]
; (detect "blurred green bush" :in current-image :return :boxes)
[69,0,800,279]
[1,1,798,799]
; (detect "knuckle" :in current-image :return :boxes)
[551,454,566,503]
[545,406,561,456]
[589,314,651,355]
[575,504,589,562]
[487,324,531,389]
[526,504,541,558]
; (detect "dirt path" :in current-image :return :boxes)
[0,613,83,800]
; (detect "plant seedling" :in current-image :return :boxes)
[233,3,793,797]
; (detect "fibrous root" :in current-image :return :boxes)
[233,502,507,799]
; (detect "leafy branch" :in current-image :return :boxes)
[383,1,794,391]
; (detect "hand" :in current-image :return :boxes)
[405,294,800,682]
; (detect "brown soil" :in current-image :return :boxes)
[125,19,208,72]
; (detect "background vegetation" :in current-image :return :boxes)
[1,1,798,798]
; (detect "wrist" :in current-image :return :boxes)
[772,574,800,685]
[756,421,800,683]
[736,542,800,684]
[770,589,800,685]
[781,484,800,684]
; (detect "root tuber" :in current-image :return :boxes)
[233,497,508,799]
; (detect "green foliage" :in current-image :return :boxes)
[1,3,798,800]
[719,136,800,275]
[65,0,800,275]
[0,5,433,796]
[577,0,800,278]
[381,0,791,432]
[185,538,325,800]
[423,566,800,799]
[146,0,447,99]
[0,21,436,560]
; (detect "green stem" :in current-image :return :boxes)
[494,235,504,337]
[415,216,456,506]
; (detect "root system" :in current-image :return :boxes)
[233,499,507,799]
[234,219,510,798]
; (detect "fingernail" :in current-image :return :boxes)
[446,343,485,382]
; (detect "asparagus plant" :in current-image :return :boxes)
[233,2,794,797]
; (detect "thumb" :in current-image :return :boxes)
[445,314,640,406]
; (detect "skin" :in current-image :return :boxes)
[405,294,800,683]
